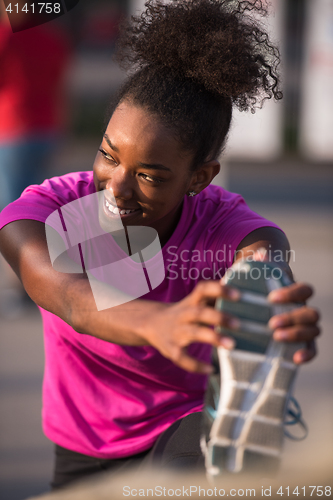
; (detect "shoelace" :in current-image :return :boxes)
[284,396,308,440]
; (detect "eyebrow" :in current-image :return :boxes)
[103,134,119,153]
[103,134,171,172]
[137,162,171,172]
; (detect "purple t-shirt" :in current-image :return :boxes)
[0,171,280,458]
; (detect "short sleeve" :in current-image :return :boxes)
[0,172,95,231]
[212,196,282,268]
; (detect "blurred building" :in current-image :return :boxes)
[300,0,333,161]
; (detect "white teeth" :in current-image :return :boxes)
[106,202,119,215]
[105,200,137,215]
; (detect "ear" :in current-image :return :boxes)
[187,160,220,195]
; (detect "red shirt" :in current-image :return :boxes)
[0,22,69,141]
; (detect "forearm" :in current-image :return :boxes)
[20,263,170,345]
[0,220,168,346]
[61,276,169,345]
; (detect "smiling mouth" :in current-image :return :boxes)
[104,199,141,217]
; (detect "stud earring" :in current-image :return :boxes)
[188,191,196,197]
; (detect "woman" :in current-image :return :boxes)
[0,0,319,488]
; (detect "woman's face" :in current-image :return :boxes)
[93,101,196,243]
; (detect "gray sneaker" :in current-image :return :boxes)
[201,259,306,478]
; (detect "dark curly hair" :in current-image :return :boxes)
[110,0,282,169]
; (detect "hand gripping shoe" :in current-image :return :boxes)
[201,259,306,478]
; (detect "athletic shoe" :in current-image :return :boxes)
[201,259,305,478]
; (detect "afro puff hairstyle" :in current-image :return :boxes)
[111,0,283,169]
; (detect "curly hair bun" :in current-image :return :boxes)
[117,0,282,111]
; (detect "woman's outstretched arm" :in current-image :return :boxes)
[0,220,237,373]
[0,221,320,373]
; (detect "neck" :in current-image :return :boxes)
[151,200,184,248]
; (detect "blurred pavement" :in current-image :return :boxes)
[0,148,332,499]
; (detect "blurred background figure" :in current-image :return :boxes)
[0,0,71,317]
[0,1,70,209]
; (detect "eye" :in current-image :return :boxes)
[139,173,163,184]
[99,148,117,164]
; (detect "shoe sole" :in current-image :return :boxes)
[202,260,303,477]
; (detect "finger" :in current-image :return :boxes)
[189,281,240,305]
[269,306,320,329]
[268,282,313,304]
[252,248,269,262]
[273,325,320,343]
[184,306,240,330]
[172,348,214,374]
[293,341,316,364]
[185,324,235,350]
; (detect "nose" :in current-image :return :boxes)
[105,166,133,201]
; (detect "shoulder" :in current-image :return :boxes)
[0,171,95,230]
[197,184,241,206]
[192,185,281,267]
[20,171,95,207]
[172,184,280,246]
[179,184,279,239]
[194,184,260,222]
[34,171,95,199]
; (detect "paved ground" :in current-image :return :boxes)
[0,152,332,500]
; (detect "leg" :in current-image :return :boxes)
[144,412,205,471]
[51,445,151,490]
